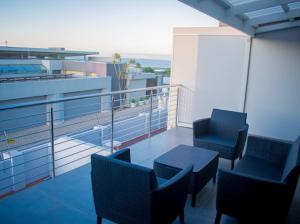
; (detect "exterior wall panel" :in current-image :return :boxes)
[64,90,101,120]
[171,27,249,127]
[245,27,300,140]
[0,96,46,133]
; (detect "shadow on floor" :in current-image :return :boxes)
[0,127,299,224]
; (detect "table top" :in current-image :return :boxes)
[154,144,219,172]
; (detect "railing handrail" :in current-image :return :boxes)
[0,84,181,111]
[0,83,179,196]
[0,74,74,83]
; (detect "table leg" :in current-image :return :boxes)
[213,174,216,184]
[179,210,184,224]
[192,193,196,207]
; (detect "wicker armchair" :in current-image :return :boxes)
[91,148,192,224]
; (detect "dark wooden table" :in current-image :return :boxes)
[154,144,219,207]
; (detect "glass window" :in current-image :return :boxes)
[0,64,48,75]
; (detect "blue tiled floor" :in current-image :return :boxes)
[0,165,95,224]
[0,127,299,224]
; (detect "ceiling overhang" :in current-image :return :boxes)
[179,0,300,36]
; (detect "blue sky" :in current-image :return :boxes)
[0,0,218,57]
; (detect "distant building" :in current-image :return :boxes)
[155,69,170,85]
[0,50,168,197]
[126,72,156,101]
[88,57,159,105]
[0,46,111,132]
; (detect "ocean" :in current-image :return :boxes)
[95,57,171,69]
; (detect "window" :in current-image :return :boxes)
[0,64,48,75]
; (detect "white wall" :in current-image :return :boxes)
[126,79,147,101]
[171,33,199,126]
[172,26,300,141]
[62,60,107,76]
[42,60,62,74]
[194,35,250,119]
[245,27,300,141]
[0,76,111,101]
[171,27,249,126]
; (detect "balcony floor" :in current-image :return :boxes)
[0,127,299,224]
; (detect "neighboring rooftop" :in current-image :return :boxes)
[0,46,98,59]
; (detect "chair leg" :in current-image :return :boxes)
[97,216,102,224]
[215,211,222,224]
[231,160,235,170]
[191,193,196,207]
[179,210,184,224]
[239,153,243,160]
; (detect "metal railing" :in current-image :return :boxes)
[0,73,100,83]
[0,84,181,197]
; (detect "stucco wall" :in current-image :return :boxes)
[171,27,249,126]
[0,77,111,132]
[245,27,300,140]
[172,26,300,140]
[64,89,101,120]
[0,77,111,101]
[63,61,106,76]
[0,96,46,133]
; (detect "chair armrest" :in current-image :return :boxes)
[245,135,292,165]
[216,169,293,221]
[152,165,193,222]
[234,124,249,157]
[193,118,210,137]
[109,148,131,163]
[91,154,156,223]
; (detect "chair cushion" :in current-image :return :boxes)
[236,155,283,181]
[210,109,247,140]
[194,135,236,159]
[281,136,300,182]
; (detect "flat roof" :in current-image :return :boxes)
[0,46,98,59]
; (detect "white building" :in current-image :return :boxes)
[173,1,300,141]
[0,47,111,131]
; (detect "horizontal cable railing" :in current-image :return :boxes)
[0,84,181,197]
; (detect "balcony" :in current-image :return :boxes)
[0,85,178,194]
[0,1,300,221]
[0,83,299,223]
[0,126,299,223]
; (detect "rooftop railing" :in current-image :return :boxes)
[0,84,181,197]
[0,73,104,83]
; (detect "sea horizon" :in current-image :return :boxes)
[96,56,171,69]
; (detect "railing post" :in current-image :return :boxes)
[50,106,56,177]
[148,90,153,137]
[175,87,180,127]
[111,95,115,154]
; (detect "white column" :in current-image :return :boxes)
[8,150,26,191]
[0,155,14,195]
[101,95,111,112]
